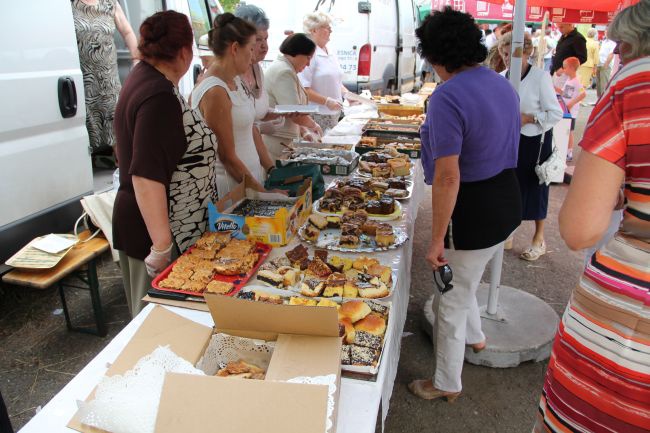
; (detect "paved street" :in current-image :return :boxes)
[0,99,595,432]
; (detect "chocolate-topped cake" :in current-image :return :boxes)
[379,196,395,214]
[285,244,308,264]
[365,200,382,214]
[341,223,362,237]
[388,179,407,190]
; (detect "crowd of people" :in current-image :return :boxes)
[72,0,649,431]
[413,3,649,433]
[110,5,353,316]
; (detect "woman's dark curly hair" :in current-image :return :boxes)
[416,7,487,73]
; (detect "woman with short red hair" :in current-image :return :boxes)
[112,10,217,317]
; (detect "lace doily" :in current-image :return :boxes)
[78,346,204,433]
[287,374,337,433]
[196,333,274,375]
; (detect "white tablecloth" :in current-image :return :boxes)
[19,163,425,433]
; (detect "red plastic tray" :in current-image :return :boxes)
[151,242,272,298]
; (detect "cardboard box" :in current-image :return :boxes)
[207,176,312,247]
[68,295,342,433]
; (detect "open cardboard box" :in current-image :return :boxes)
[68,295,342,433]
[208,175,312,247]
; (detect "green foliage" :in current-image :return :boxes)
[221,0,240,12]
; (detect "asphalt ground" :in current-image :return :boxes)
[0,95,595,432]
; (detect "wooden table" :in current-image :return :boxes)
[3,231,110,337]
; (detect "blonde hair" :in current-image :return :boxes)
[303,11,332,33]
[498,32,533,56]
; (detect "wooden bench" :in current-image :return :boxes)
[2,231,110,337]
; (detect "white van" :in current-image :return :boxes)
[0,0,221,263]
[0,0,93,263]
[243,0,423,94]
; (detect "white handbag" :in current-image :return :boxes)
[534,129,566,186]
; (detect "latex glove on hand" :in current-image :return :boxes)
[144,242,173,278]
[325,97,343,111]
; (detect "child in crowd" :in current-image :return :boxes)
[558,57,585,161]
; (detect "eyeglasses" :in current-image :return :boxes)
[433,264,453,294]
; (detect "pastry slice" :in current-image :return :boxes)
[306,257,332,278]
[182,280,206,293]
[308,213,328,230]
[300,278,325,297]
[303,224,321,242]
[326,216,341,228]
[168,269,193,281]
[375,227,396,247]
[364,300,389,315]
[289,296,317,306]
[255,292,284,304]
[343,281,359,298]
[205,280,234,294]
[285,244,309,264]
[257,269,284,288]
[350,345,378,366]
[384,188,408,198]
[159,277,186,290]
[317,299,339,308]
[323,273,345,297]
[339,235,360,248]
[352,256,380,271]
[367,264,392,284]
[340,345,352,365]
[277,267,298,287]
[357,281,390,299]
[353,330,383,350]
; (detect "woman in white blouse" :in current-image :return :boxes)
[235,5,287,137]
[499,32,563,261]
[264,33,323,162]
[190,14,277,198]
[298,12,351,131]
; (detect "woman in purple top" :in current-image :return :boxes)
[409,7,522,402]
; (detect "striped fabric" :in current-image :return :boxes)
[534,56,650,433]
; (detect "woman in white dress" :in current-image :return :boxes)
[191,13,276,197]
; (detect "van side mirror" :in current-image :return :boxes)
[358,1,371,13]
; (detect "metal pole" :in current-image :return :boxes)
[487,244,504,315]
[508,0,528,93]
[486,0,528,316]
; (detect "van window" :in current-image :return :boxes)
[187,0,213,44]
[114,0,163,53]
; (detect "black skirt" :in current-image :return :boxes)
[516,131,553,221]
[446,168,522,251]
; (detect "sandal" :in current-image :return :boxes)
[520,241,546,261]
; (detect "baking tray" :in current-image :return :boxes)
[151,242,272,298]
[298,225,408,253]
[312,198,403,221]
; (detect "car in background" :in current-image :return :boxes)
[243,0,424,94]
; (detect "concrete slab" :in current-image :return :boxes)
[423,284,559,368]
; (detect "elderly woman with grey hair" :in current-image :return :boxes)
[234,4,289,158]
[532,1,650,432]
[298,11,352,131]
[498,32,562,261]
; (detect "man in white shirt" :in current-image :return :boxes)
[596,30,617,98]
[536,29,556,72]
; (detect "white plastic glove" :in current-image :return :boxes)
[257,117,285,135]
[325,97,343,111]
[144,242,173,277]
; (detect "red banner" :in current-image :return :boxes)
[432,0,621,23]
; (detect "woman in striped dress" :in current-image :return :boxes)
[71,0,139,166]
[534,1,650,431]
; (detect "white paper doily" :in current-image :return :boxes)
[77,346,204,433]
